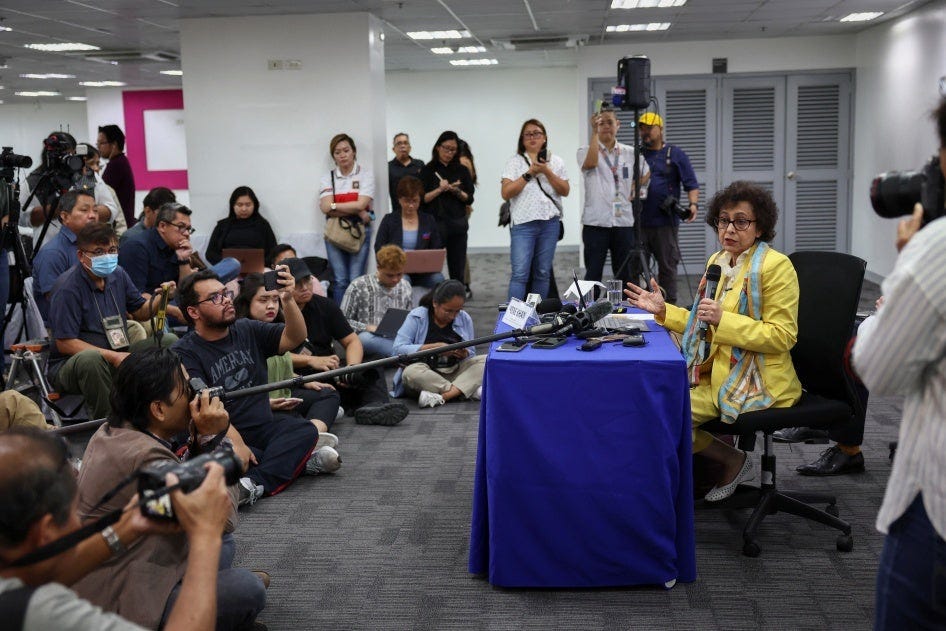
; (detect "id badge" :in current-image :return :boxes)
[613,200,624,217]
[102,315,130,350]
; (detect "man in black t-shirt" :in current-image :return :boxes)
[283,258,409,426]
[173,268,337,505]
[388,133,424,213]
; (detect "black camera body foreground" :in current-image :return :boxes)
[659,195,691,221]
[138,446,243,521]
[871,154,945,226]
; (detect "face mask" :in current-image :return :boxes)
[89,253,118,277]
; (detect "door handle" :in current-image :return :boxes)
[786,171,797,181]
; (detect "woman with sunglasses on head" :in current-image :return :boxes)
[501,119,570,300]
[625,181,802,503]
[205,186,278,265]
[420,131,475,283]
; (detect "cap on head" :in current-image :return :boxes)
[279,257,312,281]
[638,112,663,127]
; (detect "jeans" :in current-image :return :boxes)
[358,330,395,359]
[508,219,559,300]
[582,225,640,288]
[325,226,372,304]
[875,494,946,630]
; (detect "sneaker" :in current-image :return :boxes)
[238,477,264,507]
[354,402,409,425]
[470,386,482,401]
[315,432,339,450]
[306,445,341,475]
[418,390,446,408]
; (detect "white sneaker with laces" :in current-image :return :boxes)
[238,477,264,507]
[306,445,341,475]
[418,390,446,408]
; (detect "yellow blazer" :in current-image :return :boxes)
[660,243,802,409]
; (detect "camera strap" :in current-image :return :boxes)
[522,155,562,216]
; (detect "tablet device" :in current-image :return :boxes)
[372,308,410,340]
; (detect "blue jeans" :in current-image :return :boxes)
[875,494,946,630]
[508,219,559,300]
[325,226,371,304]
[358,330,394,358]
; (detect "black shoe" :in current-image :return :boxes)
[796,445,865,476]
[773,426,830,444]
[354,402,409,426]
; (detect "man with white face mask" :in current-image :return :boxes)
[47,223,177,419]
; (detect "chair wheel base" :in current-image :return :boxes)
[836,534,853,552]
[742,540,761,557]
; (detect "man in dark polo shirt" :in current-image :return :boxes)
[388,133,424,213]
[284,258,409,426]
[120,186,176,245]
[97,124,136,227]
[47,223,176,419]
[31,190,99,321]
[174,268,336,505]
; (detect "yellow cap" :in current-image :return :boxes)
[638,112,663,127]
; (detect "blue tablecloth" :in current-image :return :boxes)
[468,318,696,587]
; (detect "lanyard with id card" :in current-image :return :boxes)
[600,148,626,217]
[92,288,130,350]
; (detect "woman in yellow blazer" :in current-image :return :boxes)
[625,181,801,502]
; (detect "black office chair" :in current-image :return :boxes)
[701,250,866,557]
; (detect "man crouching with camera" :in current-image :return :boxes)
[71,347,266,630]
[0,426,232,630]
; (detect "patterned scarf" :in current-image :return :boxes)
[680,242,775,423]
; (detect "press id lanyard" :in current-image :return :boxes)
[600,146,626,217]
[91,286,130,350]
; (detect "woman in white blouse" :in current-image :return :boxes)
[500,119,570,300]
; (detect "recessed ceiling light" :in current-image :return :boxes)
[449,58,498,66]
[24,42,100,52]
[407,30,470,40]
[606,22,671,32]
[457,46,486,53]
[159,69,183,76]
[611,0,686,8]
[79,80,126,87]
[15,91,61,97]
[20,73,75,79]
[431,47,454,54]
[66,96,87,101]
[0,26,10,32]
[839,12,883,22]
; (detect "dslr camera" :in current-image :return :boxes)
[137,446,243,521]
[42,132,84,174]
[333,369,378,389]
[870,155,945,226]
[0,147,32,170]
[659,195,691,220]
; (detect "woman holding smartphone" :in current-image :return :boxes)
[500,119,570,300]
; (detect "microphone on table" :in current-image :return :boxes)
[566,300,613,334]
[523,312,572,335]
[698,264,721,340]
[536,297,563,315]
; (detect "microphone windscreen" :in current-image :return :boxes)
[560,303,578,315]
[536,297,564,315]
[705,264,722,283]
[586,299,614,323]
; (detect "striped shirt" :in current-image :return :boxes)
[853,216,946,540]
[340,273,413,333]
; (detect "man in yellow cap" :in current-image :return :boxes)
[638,111,700,304]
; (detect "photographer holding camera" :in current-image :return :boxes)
[0,426,232,631]
[71,347,265,630]
[853,97,946,629]
[638,113,700,305]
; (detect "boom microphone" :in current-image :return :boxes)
[699,264,722,339]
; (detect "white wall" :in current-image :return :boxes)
[852,2,946,278]
[180,12,386,258]
[386,66,580,250]
[0,102,88,170]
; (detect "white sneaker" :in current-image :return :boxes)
[470,386,482,401]
[238,477,264,507]
[418,390,446,408]
[315,432,339,450]
[306,445,341,475]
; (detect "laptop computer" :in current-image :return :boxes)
[221,248,265,275]
[373,308,410,340]
[403,249,446,274]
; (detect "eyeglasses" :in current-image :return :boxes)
[197,289,234,306]
[712,217,756,231]
[439,145,458,153]
[523,131,545,139]
[82,247,119,256]
[167,221,195,235]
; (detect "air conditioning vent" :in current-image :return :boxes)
[491,34,588,51]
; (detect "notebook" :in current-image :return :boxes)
[404,249,446,274]
[373,308,410,340]
[221,248,265,274]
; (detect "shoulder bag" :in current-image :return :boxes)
[325,171,367,254]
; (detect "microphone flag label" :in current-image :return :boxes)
[502,298,539,330]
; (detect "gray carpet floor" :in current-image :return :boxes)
[232,251,896,631]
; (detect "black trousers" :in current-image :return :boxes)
[338,367,391,414]
[437,220,468,282]
[639,225,681,302]
[241,412,319,495]
[582,225,641,288]
[291,386,341,430]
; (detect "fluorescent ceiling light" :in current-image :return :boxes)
[450,58,498,66]
[15,91,60,97]
[457,46,486,53]
[431,47,453,54]
[611,0,685,8]
[407,30,469,40]
[606,22,671,32]
[20,73,75,79]
[0,26,11,32]
[24,42,100,52]
[79,80,126,87]
[159,69,183,76]
[839,12,883,22]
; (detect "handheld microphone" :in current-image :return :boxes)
[523,313,571,335]
[566,300,613,334]
[699,264,722,339]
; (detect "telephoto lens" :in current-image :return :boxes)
[870,155,945,224]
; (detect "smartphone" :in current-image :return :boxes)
[537,144,548,164]
[263,269,279,291]
[622,333,646,347]
[497,340,528,352]
[531,336,567,350]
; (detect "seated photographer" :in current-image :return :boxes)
[173,268,335,506]
[340,244,413,359]
[234,273,342,434]
[373,176,445,289]
[47,223,178,420]
[0,427,232,631]
[283,257,409,427]
[392,280,484,409]
[72,348,266,630]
